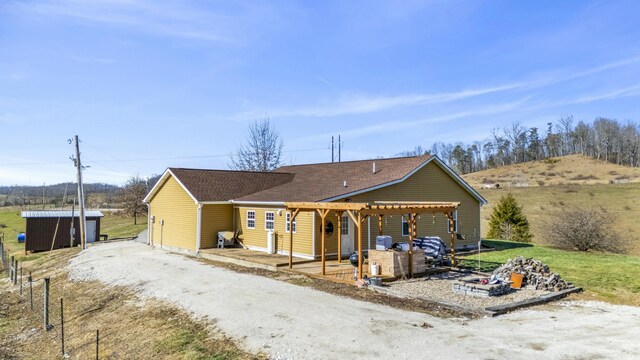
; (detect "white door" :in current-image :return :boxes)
[86,220,97,243]
[341,214,354,256]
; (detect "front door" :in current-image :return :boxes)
[86,220,97,243]
[341,214,354,256]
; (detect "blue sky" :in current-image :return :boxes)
[1,0,640,186]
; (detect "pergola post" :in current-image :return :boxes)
[448,212,456,267]
[378,215,383,235]
[357,212,363,279]
[336,211,343,263]
[289,210,294,269]
[288,209,300,269]
[320,209,328,275]
[407,214,414,277]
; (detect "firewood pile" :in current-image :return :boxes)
[492,256,574,291]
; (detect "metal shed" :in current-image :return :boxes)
[21,210,104,252]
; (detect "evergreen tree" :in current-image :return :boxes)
[487,193,532,242]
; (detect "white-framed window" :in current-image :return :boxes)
[265,211,275,230]
[402,215,409,237]
[286,212,296,233]
[447,210,458,233]
[247,210,256,229]
[341,214,349,235]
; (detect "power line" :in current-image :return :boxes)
[0,147,327,167]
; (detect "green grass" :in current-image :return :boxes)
[0,210,26,253]
[460,239,640,305]
[100,212,147,239]
[478,183,640,255]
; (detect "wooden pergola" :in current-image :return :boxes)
[285,201,460,279]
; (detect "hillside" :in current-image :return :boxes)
[463,156,640,255]
[463,154,640,188]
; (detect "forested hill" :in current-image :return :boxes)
[397,117,640,176]
[0,183,120,198]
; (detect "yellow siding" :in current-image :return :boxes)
[200,204,234,249]
[148,176,197,251]
[347,161,481,248]
[234,206,315,256]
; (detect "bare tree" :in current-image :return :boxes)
[230,118,284,171]
[544,208,627,253]
[119,175,148,225]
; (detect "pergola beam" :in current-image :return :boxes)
[284,201,461,279]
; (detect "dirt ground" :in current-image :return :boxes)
[69,241,640,359]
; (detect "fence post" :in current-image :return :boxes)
[44,277,51,331]
[13,259,17,285]
[19,265,22,295]
[96,329,99,360]
[29,272,33,311]
[10,255,14,282]
[61,298,65,356]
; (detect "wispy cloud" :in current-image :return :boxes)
[294,98,531,144]
[232,55,640,120]
[12,0,258,43]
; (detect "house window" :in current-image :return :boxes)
[341,214,349,235]
[247,211,256,229]
[402,216,409,236]
[265,211,275,231]
[447,210,458,233]
[286,212,296,233]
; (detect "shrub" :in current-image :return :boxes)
[487,193,532,242]
[544,208,627,253]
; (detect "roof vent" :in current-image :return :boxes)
[373,162,376,174]
[343,180,347,187]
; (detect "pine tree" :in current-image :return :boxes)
[487,193,532,242]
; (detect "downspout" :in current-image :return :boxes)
[146,203,151,246]
[196,203,203,254]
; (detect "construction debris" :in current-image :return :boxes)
[492,256,574,292]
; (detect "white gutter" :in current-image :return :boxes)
[230,200,286,206]
[196,203,203,254]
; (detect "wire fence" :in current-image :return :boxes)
[0,238,151,359]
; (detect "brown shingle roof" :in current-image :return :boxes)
[234,155,432,202]
[169,168,294,202]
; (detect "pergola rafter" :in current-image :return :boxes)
[285,201,461,279]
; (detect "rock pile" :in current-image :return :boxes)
[492,256,574,292]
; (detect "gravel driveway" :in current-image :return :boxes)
[69,241,640,360]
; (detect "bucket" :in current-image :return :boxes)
[17,233,26,243]
[370,263,380,276]
[510,272,524,289]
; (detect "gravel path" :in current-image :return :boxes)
[69,241,640,360]
[389,273,550,309]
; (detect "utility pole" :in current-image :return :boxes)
[338,135,342,162]
[42,183,45,209]
[70,197,76,248]
[331,136,334,163]
[73,136,87,250]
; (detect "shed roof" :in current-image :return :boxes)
[22,210,104,218]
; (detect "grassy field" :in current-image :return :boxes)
[477,182,640,255]
[459,240,640,306]
[0,208,146,254]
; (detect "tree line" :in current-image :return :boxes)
[397,116,640,174]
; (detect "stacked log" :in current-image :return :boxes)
[492,256,574,292]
